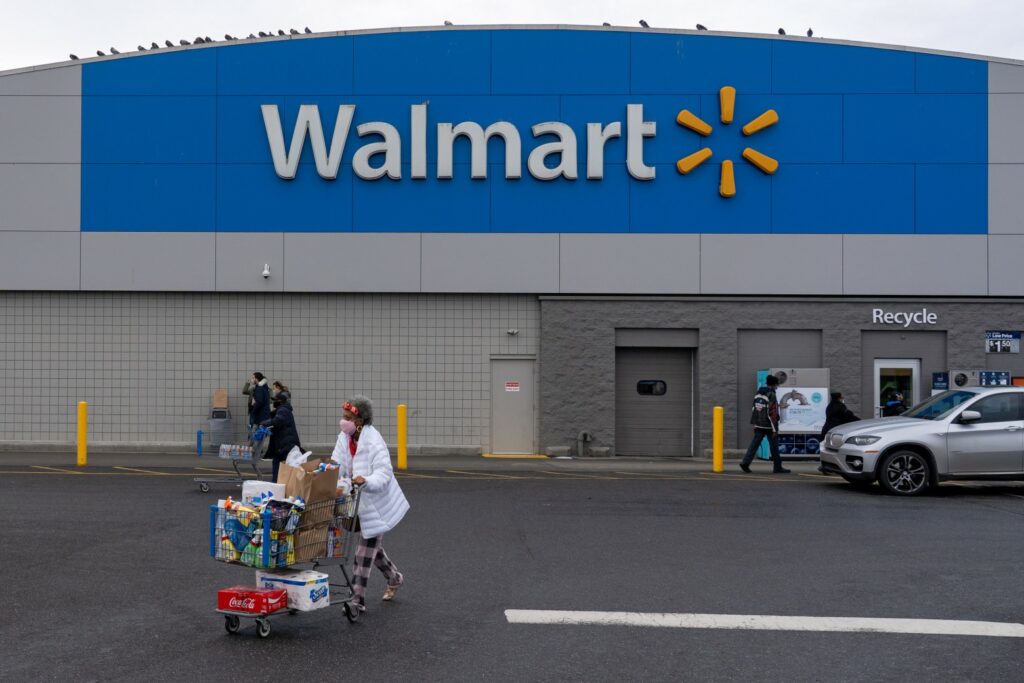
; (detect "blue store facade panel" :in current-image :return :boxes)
[77,29,990,234]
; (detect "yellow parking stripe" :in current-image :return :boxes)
[32,465,84,474]
[445,469,528,479]
[114,466,172,476]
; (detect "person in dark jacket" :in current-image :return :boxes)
[249,372,271,428]
[739,374,790,474]
[820,392,860,439]
[261,391,301,482]
[881,390,907,417]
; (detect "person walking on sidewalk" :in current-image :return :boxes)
[331,395,409,613]
[739,375,790,474]
[248,372,271,429]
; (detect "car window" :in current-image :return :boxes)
[966,394,1023,424]
[902,391,977,420]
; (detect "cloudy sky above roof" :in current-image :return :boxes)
[2,0,1021,72]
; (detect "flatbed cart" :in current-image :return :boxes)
[194,426,270,492]
[211,487,363,638]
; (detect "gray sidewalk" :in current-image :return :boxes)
[0,449,823,474]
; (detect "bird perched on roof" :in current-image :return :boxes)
[778,28,786,35]
[602,22,611,27]
[304,27,312,34]
[277,29,286,36]
[69,54,79,60]
[110,47,120,54]
[137,45,146,51]
[696,24,707,31]
[248,34,257,39]
[806,28,813,37]
[165,40,174,47]
[289,28,299,35]
[96,50,105,56]
[444,20,453,26]
[150,42,159,49]
[180,39,191,46]
[639,19,650,28]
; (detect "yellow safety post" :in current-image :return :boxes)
[76,401,88,467]
[396,403,408,471]
[712,406,724,473]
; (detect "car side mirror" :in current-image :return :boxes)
[959,410,982,423]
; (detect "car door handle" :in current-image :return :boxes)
[1004,426,1023,431]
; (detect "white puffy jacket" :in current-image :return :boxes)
[331,425,409,539]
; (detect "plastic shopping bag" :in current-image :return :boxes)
[285,446,310,466]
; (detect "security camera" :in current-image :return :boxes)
[262,264,271,279]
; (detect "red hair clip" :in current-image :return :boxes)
[342,401,360,417]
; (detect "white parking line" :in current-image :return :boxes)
[504,610,1024,638]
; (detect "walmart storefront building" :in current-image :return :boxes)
[2,25,1024,456]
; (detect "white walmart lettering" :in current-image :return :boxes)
[871,308,938,327]
[261,103,657,181]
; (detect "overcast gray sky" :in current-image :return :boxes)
[2,0,1022,72]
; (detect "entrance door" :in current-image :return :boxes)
[874,359,920,418]
[947,392,1024,474]
[490,359,535,454]
[615,348,694,456]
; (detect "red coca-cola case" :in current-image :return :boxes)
[217,586,288,615]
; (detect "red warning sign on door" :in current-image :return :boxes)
[505,381,520,392]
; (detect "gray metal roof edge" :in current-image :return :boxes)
[4,23,1024,79]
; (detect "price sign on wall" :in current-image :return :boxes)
[986,331,1020,354]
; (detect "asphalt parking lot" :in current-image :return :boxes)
[1,462,1022,682]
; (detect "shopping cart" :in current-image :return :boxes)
[194,426,270,493]
[210,487,363,638]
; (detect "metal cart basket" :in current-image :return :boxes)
[210,487,363,637]
[194,426,270,492]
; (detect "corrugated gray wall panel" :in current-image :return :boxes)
[988,235,1024,295]
[0,164,80,230]
[702,235,843,295]
[283,233,421,292]
[215,233,283,292]
[842,235,988,295]
[989,62,1024,94]
[0,96,80,163]
[81,233,215,290]
[559,234,699,294]
[0,66,81,95]
[989,94,1024,163]
[422,234,559,292]
[0,231,79,289]
[989,164,1024,234]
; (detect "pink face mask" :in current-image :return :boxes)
[339,419,357,436]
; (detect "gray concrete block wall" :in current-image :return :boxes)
[0,292,538,449]
[540,297,1024,456]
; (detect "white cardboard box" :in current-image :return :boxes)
[255,569,330,611]
[242,481,286,503]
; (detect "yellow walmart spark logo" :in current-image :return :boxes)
[675,87,778,198]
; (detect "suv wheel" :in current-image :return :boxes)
[878,450,930,496]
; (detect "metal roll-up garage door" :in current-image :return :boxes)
[615,348,694,456]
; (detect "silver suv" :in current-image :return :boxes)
[819,387,1024,495]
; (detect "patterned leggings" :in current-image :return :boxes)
[352,534,402,606]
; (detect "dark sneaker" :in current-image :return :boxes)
[773,467,791,474]
[739,463,751,473]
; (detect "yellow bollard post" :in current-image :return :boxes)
[712,406,724,473]
[76,401,88,467]
[396,403,408,471]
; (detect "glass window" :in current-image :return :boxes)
[902,390,976,421]
[637,380,667,396]
[966,393,1022,423]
